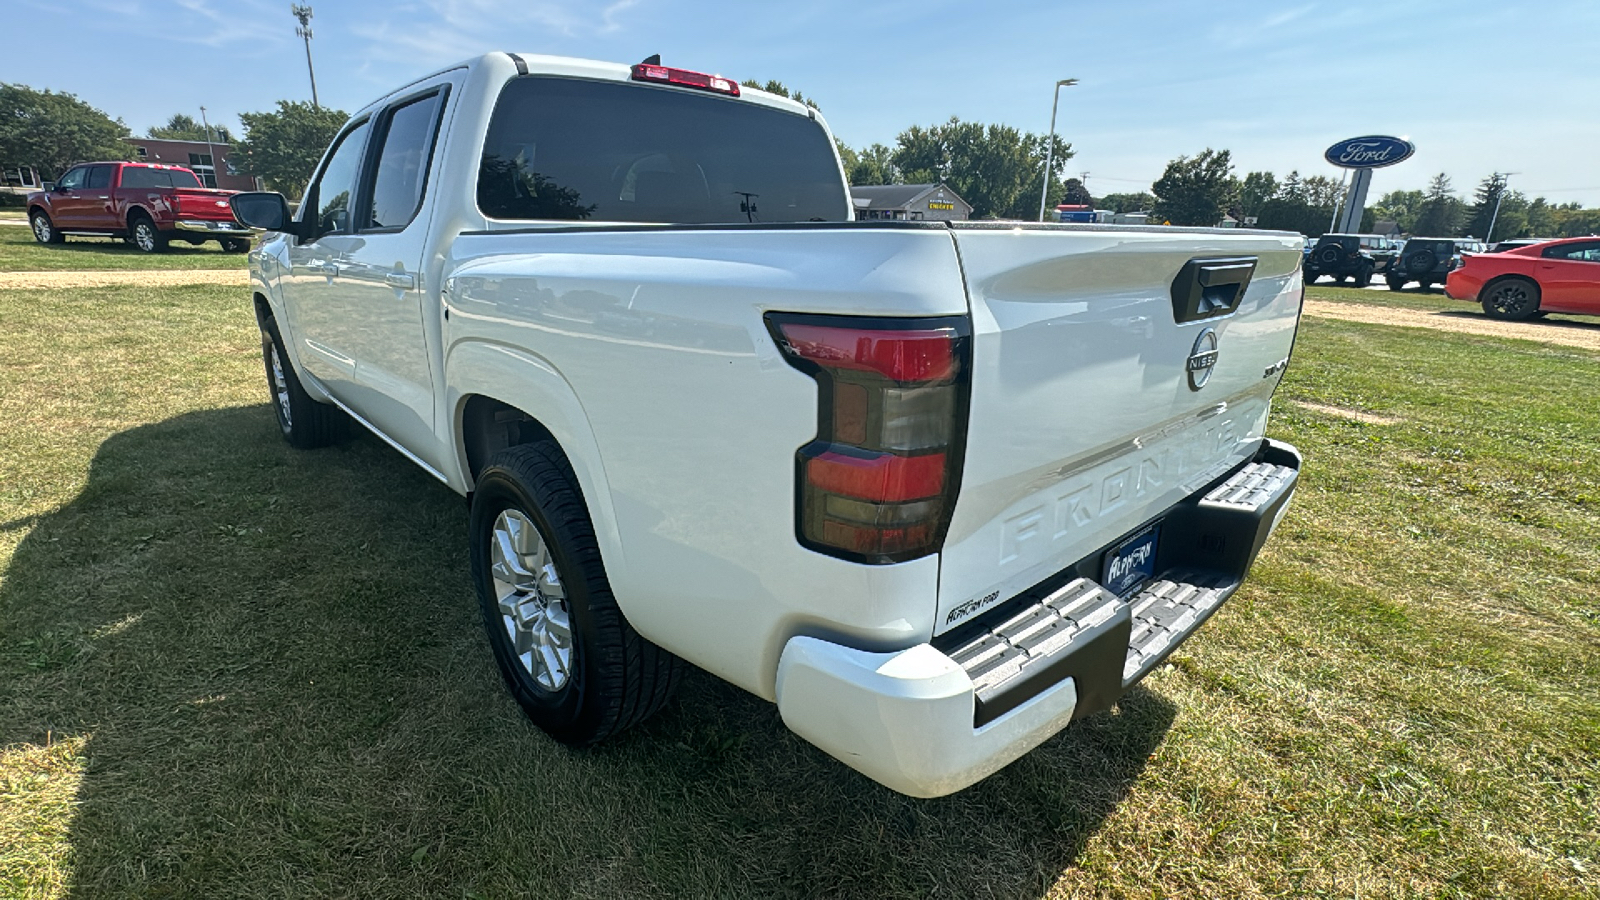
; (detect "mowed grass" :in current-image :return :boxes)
[0,223,246,271]
[0,281,1597,899]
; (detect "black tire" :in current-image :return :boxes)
[1387,277,1406,291]
[470,443,682,746]
[29,210,64,244]
[1481,277,1541,321]
[221,238,249,253]
[129,214,167,254]
[1357,264,1374,287]
[259,315,345,448]
[1404,250,1437,274]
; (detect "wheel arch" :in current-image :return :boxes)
[125,205,155,228]
[1481,272,1542,299]
[447,342,627,579]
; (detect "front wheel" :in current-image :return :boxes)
[30,211,63,244]
[1357,264,1374,287]
[470,443,682,746]
[259,317,345,448]
[1387,277,1406,291]
[1481,278,1541,321]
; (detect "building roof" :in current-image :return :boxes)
[848,183,970,212]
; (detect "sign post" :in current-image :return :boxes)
[1324,135,1414,234]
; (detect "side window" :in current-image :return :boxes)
[1544,242,1600,262]
[304,119,371,238]
[56,167,87,190]
[84,165,112,189]
[366,91,445,231]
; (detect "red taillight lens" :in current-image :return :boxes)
[769,313,970,564]
[630,64,741,96]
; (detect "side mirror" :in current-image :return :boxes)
[230,192,298,235]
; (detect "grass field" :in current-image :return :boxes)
[0,224,246,271]
[1,273,1597,898]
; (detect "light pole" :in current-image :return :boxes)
[1037,78,1079,222]
[199,105,218,188]
[291,4,320,110]
[1484,172,1518,245]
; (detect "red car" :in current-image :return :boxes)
[27,161,251,253]
[1447,237,1600,320]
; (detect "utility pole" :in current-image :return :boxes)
[1037,78,1078,222]
[199,106,218,188]
[291,5,320,109]
[1485,172,1518,245]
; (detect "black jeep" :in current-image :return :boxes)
[1386,238,1458,291]
[1303,233,1398,286]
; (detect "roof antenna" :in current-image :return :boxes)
[640,54,661,65]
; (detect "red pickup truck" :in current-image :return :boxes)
[27,161,251,253]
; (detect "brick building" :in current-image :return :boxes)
[124,137,257,190]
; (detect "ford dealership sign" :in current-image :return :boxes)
[1324,135,1415,169]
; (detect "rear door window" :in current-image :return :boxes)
[1545,241,1600,263]
[84,166,112,189]
[477,76,848,224]
[364,90,446,231]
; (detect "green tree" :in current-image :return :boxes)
[1372,188,1426,235]
[1465,173,1510,240]
[236,100,348,200]
[1413,173,1462,237]
[1301,175,1344,210]
[0,83,130,179]
[1237,171,1278,219]
[1059,177,1092,207]
[890,117,1071,219]
[1151,148,1235,226]
[1098,192,1154,213]
[739,79,820,110]
[1524,197,1556,237]
[148,113,233,144]
[840,142,898,186]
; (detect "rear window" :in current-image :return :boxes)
[477,76,848,224]
[121,167,202,189]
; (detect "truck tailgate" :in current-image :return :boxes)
[935,224,1304,634]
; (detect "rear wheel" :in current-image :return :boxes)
[129,215,167,254]
[1387,276,1406,291]
[221,238,249,253]
[1357,264,1374,287]
[1481,278,1541,321]
[470,443,682,745]
[30,210,64,244]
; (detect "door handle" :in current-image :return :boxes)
[384,272,417,290]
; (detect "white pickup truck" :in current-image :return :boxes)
[231,52,1305,797]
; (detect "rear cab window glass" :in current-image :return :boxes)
[120,167,202,189]
[305,120,371,236]
[366,90,446,231]
[477,76,848,224]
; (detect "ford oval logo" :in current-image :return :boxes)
[1324,135,1415,170]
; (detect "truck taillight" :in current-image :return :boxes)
[768,313,971,564]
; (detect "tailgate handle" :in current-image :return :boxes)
[1171,256,1258,324]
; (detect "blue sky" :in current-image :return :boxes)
[8,0,1600,205]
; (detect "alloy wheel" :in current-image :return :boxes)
[489,509,573,691]
[31,216,51,243]
[267,339,292,428]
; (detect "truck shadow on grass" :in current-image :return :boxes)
[0,405,1175,899]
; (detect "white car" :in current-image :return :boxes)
[232,52,1305,797]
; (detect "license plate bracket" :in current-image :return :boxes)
[1102,523,1160,597]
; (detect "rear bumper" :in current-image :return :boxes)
[174,218,250,236]
[1445,270,1479,301]
[775,438,1301,797]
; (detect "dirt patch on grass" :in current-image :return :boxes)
[0,269,248,290]
[1304,299,1600,351]
[1292,401,1402,426]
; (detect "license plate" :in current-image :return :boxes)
[1102,523,1160,597]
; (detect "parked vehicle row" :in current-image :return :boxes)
[230,51,1307,797]
[25,161,250,253]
